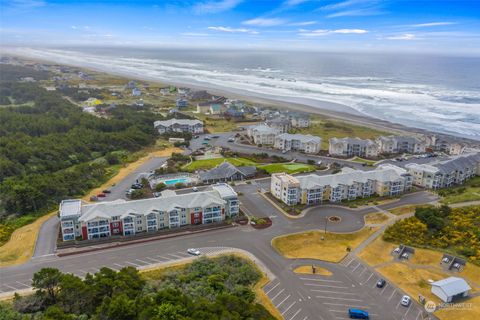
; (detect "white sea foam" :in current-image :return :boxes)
[9,48,480,139]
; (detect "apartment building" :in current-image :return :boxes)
[405,153,480,189]
[271,164,412,205]
[329,137,379,158]
[274,133,321,154]
[266,118,292,133]
[153,118,204,134]
[435,138,466,155]
[59,184,238,241]
[247,124,279,145]
[377,136,426,154]
[290,115,310,128]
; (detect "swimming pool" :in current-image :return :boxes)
[163,177,190,185]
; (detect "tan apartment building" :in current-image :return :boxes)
[247,124,279,145]
[274,133,321,154]
[329,137,379,158]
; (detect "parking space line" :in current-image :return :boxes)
[271,288,285,301]
[315,296,363,302]
[305,283,349,289]
[288,308,302,320]
[345,259,355,267]
[113,263,124,268]
[362,273,373,285]
[352,263,361,272]
[265,282,280,295]
[358,267,367,277]
[3,284,19,291]
[276,294,291,308]
[380,283,389,295]
[395,299,402,309]
[90,267,100,272]
[156,255,171,261]
[404,303,413,318]
[323,302,370,309]
[388,289,397,301]
[109,266,120,271]
[310,289,356,295]
[125,261,141,267]
[415,310,422,320]
[166,253,184,259]
[135,259,150,265]
[281,301,296,315]
[145,257,161,263]
[15,281,30,288]
[299,277,343,283]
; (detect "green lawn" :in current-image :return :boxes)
[182,157,257,171]
[350,157,377,166]
[439,176,480,204]
[259,163,316,174]
[294,116,390,150]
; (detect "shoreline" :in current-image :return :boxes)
[4,52,478,144]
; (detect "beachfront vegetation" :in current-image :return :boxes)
[182,157,257,171]
[294,116,390,150]
[0,65,161,245]
[258,163,316,174]
[3,255,275,320]
[384,205,480,265]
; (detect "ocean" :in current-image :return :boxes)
[9,47,480,140]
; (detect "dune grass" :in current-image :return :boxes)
[258,163,316,174]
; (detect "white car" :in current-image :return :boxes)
[400,295,411,307]
[393,247,401,254]
[401,253,409,259]
[187,248,201,256]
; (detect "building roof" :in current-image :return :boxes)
[154,118,203,128]
[406,153,480,174]
[267,118,290,125]
[78,189,228,223]
[296,165,408,189]
[378,135,422,144]
[329,137,376,147]
[276,133,321,144]
[248,124,278,135]
[199,161,256,181]
[59,199,83,218]
[211,183,238,199]
[431,277,471,297]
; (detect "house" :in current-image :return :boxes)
[247,124,279,145]
[224,107,244,119]
[196,101,211,113]
[126,80,136,89]
[266,118,291,133]
[177,87,190,96]
[274,133,321,154]
[176,98,188,109]
[160,87,170,95]
[153,118,204,134]
[132,88,142,96]
[209,103,224,115]
[329,137,379,158]
[405,153,480,189]
[199,161,257,183]
[377,136,426,154]
[431,277,471,302]
[271,164,412,205]
[59,184,239,241]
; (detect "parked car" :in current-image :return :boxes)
[401,253,409,259]
[453,262,461,269]
[97,193,106,198]
[212,135,220,138]
[90,195,98,201]
[393,247,401,254]
[348,308,369,319]
[400,295,411,307]
[187,248,201,256]
[442,257,450,263]
[131,183,143,189]
[192,187,198,192]
[194,135,199,139]
[102,189,111,194]
[282,150,288,154]
[376,279,386,288]
[228,137,235,142]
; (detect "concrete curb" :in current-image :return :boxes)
[259,192,304,219]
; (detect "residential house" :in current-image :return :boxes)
[405,153,480,189]
[199,161,257,184]
[377,136,426,154]
[176,98,188,109]
[196,101,211,114]
[266,118,292,133]
[132,88,142,96]
[271,164,412,206]
[59,184,239,241]
[431,277,471,303]
[274,133,321,154]
[247,124,279,145]
[329,137,379,158]
[153,118,204,134]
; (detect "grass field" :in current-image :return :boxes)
[388,204,433,216]
[350,157,377,166]
[293,265,333,276]
[357,236,397,266]
[439,176,480,204]
[435,296,480,320]
[182,157,257,171]
[258,163,316,174]
[0,146,182,267]
[364,212,390,225]
[295,116,390,150]
[272,227,377,262]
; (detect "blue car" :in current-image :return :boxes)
[348,308,369,319]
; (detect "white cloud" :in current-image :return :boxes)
[386,33,416,40]
[242,18,286,27]
[208,26,258,34]
[410,22,456,27]
[283,0,309,6]
[193,0,242,14]
[181,32,210,37]
[299,28,368,36]
[288,21,317,26]
[320,0,367,11]
[9,0,46,8]
[326,8,383,18]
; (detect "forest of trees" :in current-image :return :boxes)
[0,64,164,242]
[0,255,275,320]
[384,205,480,264]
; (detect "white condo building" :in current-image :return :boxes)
[59,184,238,241]
[271,164,412,205]
[154,118,204,134]
[329,137,379,158]
[377,136,426,154]
[247,124,279,145]
[274,133,321,154]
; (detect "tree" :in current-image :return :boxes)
[32,268,62,304]
[155,183,166,192]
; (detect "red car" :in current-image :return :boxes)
[97,193,106,198]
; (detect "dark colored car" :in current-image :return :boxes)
[376,279,386,288]
[131,184,143,189]
[97,193,106,198]
[102,189,111,194]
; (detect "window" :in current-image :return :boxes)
[112,216,120,221]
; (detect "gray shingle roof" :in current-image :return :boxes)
[277,133,321,144]
[154,118,203,128]
[199,161,256,181]
[329,137,376,147]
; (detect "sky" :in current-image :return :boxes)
[1,0,480,55]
